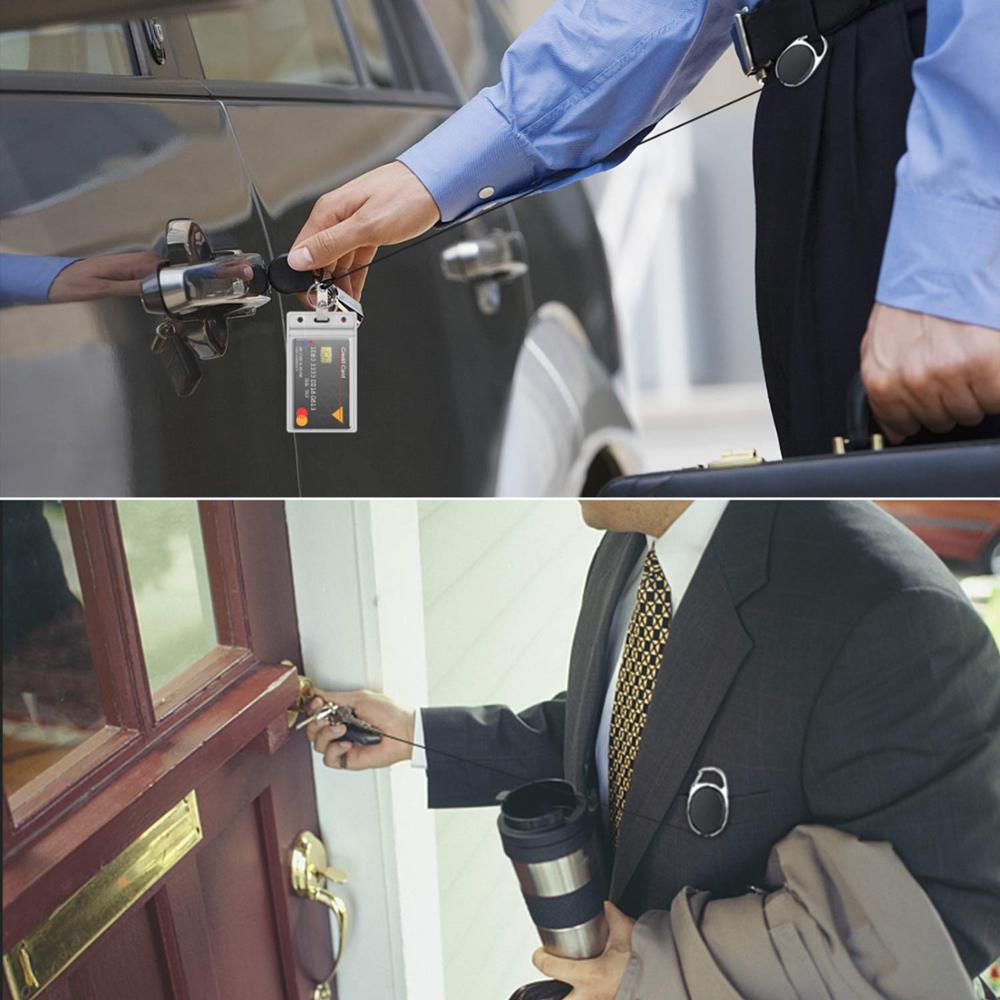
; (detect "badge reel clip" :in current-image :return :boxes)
[269,254,363,434]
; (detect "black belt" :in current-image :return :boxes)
[731,0,895,86]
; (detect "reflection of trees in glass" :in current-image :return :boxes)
[117,502,218,692]
[2,501,104,794]
[118,501,186,584]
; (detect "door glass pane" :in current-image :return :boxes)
[342,0,397,87]
[117,502,218,694]
[0,22,134,75]
[190,0,357,85]
[2,501,105,797]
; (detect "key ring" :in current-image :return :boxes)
[306,280,332,313]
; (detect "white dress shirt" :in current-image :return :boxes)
[411,500,729,783]
[593,500,728,814]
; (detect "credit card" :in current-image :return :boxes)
[286,310,358,433]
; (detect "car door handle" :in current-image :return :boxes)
[139,219,272,397]
[440,229,528,284]
[440,229,527,315]
[140,219,270,359]
[142,250,270,318]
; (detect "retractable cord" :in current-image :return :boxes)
[270,87,761,435]
[269,88,761,292]
[334,89,761,284]
[313,710,672,829]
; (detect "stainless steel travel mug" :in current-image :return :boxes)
[497,778,609,959]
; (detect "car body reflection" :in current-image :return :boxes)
[0,250,163,307]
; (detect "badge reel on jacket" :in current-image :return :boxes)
[269,254,363,434]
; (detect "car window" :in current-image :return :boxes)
[421,0,511,95]
[189,0,357,86]
[341,0,397,87]
[0,22,135,75]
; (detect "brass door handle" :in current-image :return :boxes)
[290,830,348,1000]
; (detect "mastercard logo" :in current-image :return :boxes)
[295,406,308,428]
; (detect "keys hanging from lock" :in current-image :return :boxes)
[150,319,201,397]
[294,701,382,745]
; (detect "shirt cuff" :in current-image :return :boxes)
[876,187,1000,329]
[397,93,536,223]
[410,708,428,770]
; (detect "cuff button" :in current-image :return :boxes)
[478,186,496,200]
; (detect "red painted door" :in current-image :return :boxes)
[2,501,339,1000]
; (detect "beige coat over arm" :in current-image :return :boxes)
[616,825,977,1000]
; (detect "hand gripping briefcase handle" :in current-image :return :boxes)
[596,371,1000,496]
[838,373,884,454]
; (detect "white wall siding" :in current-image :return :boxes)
[417,500,601,1000]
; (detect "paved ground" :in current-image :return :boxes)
[635,382,781,473]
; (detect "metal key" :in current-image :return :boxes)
[295,702,382,745]
[294,701,338,730]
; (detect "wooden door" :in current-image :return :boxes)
[2,501,338,1000]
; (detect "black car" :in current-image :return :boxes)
[0,0,638,497]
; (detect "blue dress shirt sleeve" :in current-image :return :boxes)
[875,0,1000,329]
[401,0,999,330]
[398,0,741,223]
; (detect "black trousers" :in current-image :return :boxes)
[752,0,1000,457]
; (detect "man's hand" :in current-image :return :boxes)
[304,688,415,771]
[860,304,1000,443]
[530,902,635,1000]
[287,161,440,300]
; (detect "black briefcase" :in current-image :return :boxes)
[601,380,1000,498]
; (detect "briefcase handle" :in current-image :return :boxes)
[836,374,884,453]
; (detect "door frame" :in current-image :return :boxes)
[286,499,446,999]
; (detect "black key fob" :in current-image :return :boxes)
[342,725,382,746]
[268,253,316,294]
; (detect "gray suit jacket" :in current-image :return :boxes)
[421,501,1000,981]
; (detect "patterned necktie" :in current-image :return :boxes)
[607,546,672,839]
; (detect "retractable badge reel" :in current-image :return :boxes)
[686,767,730,837]
[269,254,364,434]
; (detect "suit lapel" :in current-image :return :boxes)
[609,502,777,900]
[564,531,646,792]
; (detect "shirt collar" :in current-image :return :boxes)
[647,499,729,564]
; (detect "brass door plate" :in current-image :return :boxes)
[3,792,202,999]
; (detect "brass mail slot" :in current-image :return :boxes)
[3,791,202,999]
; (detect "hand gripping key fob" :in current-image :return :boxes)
[294,702,382,746]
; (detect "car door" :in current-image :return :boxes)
[183,0,533,495]
[2,501,344,1000]
[0,18,299,497]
